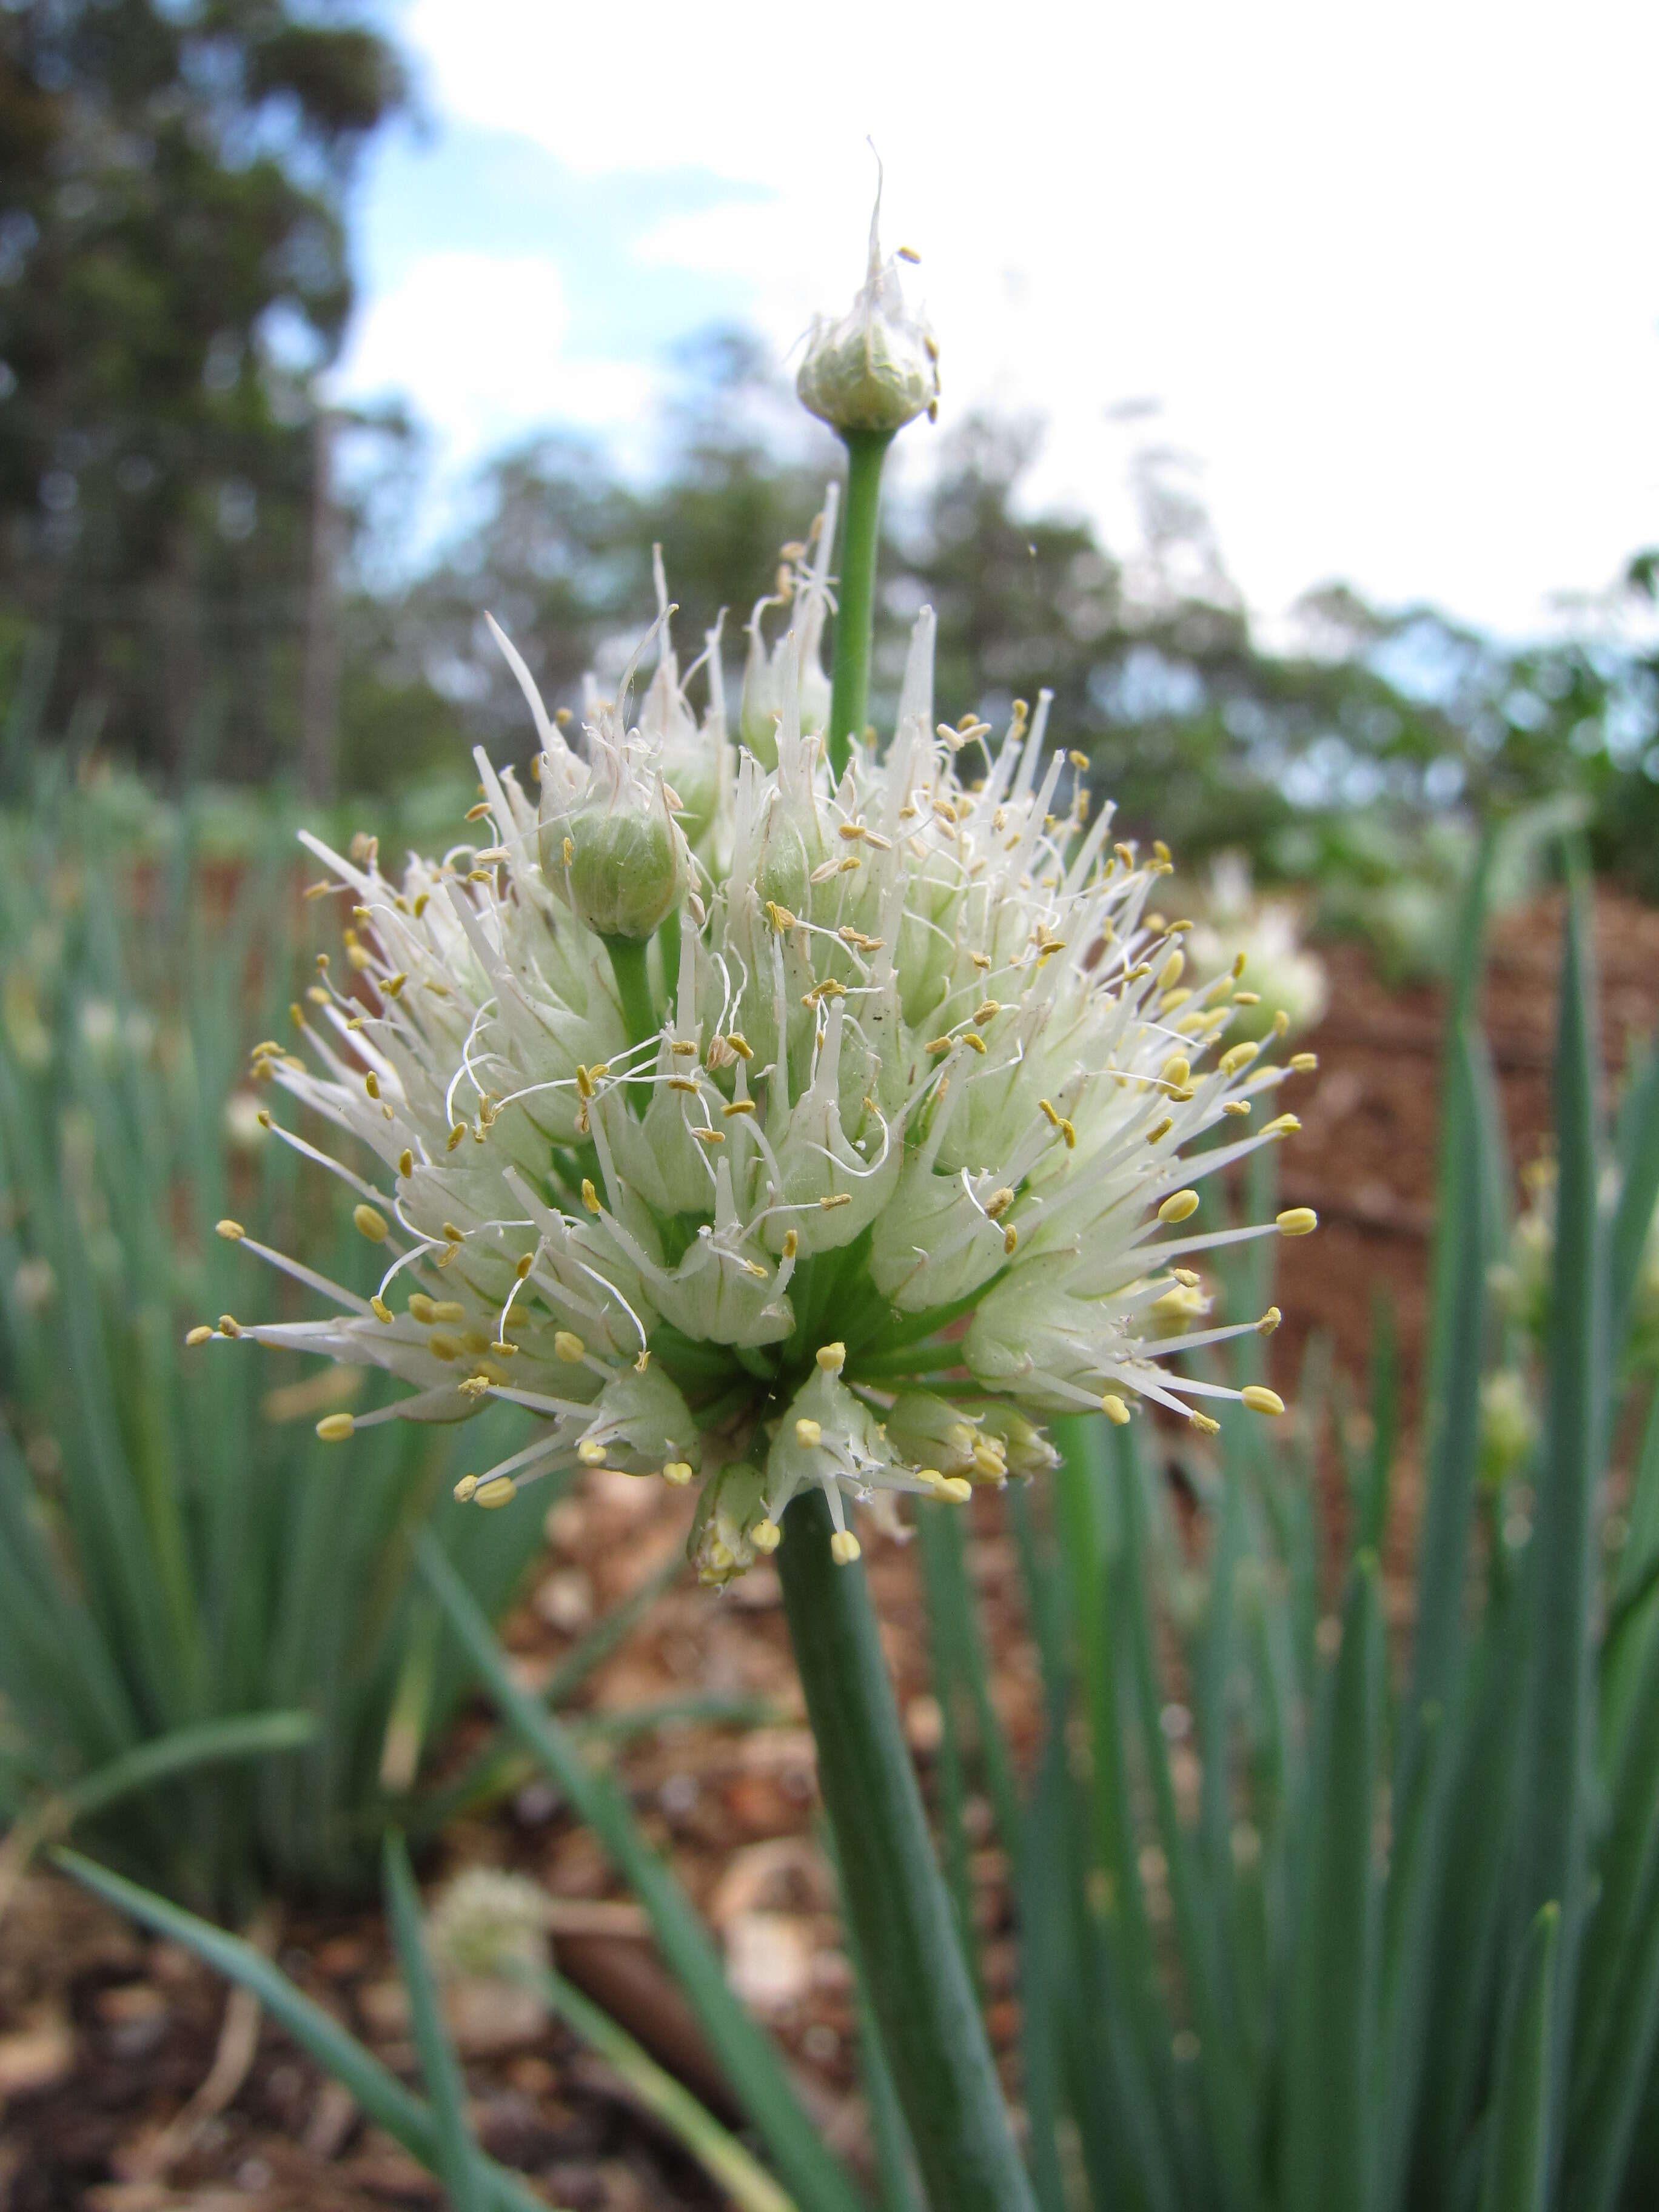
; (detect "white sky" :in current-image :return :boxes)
[337,0,1659,639]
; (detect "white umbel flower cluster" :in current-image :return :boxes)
[198,511,1315,1580]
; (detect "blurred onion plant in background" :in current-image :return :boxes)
[0,752,549,1911]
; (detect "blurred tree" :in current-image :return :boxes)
[0,0,404,780]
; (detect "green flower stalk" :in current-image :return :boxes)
[796,190,939,781]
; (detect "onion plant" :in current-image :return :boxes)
[0,771,549,1911]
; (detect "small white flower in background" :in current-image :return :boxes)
[426,1866,549,1981]
[1184,853,1328,1044]
[1494,1156,1659,1373]
[1478,1369,1538,1492]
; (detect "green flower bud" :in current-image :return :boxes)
[688,1458,775,1587]
[545,780,689,942]
[797,203,937,439]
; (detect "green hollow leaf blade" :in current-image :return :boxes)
[1281,1550,1382,2212]
[61,1712,317,1825]
[1572,1590,1659,2103]
[383,1833,486,2212]
[1404,1021,1489,1744]
[1513,873,1603,2041]
[1561,1834,1659,2212]
[416,1532,869,2212]
[53,1850,552,2212]
[1477,1903,1560,2212]
[1607,1034,1659,1374]
[516,1960,796,2212]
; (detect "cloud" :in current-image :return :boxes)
[366,0,1659,631]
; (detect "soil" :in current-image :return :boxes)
[5,885,1658,2212]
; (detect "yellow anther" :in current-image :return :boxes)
[692,1127,725,1145]
[671,1037,699,1056]
[766,902,798,933]
[662,1461,695,1487]
[796,1418,823,1447]
[446,1124,465,1151]
[1222,1100,1252,1118]
[1146,1115,1175,1145]
[830,1530,862,1566]
[218,1315,241,1338]
[1004,1224,1018,1254]
[926,1036,954,1056]
[668,1076,700,1093]
[751,1518,782,1551]
[352,1204,388,1242]
[1234,989,1261,1005]
[413,893,429,917]
[817,1342,847,1373]
[453,1474,479,1502]
[820,1190,851,1207]
[1232,951,1247,979]
[407,1295,435,1324]
[1290,1051,1318,1071]
[1158,951,1185,991]
[394,1148,411,1179]
[562,836,574,866]
[369,1295,392,1324]
[186,1325,213,1347]
[1220,1042,1259,1075]
[1115,842,1136,867]
[1039,1098,1061,1127]
[575,1065,594,1099]
[464,800,491,821]
[971,1442,1005,1478]
[554,1331,585,1362]
[723,1098,756,1117]
[216,1218,244,1242]
[1159,988,1193,1014]
[303,879,332,900]
[940,1476,974,1502]
[964,1032,987,1054]
[1257,1305,1282,1334]
[1190,1411,1221,1436]
[1241,1386,1285,1416]
[1101,1395,1131,1426]
[384,972,406,998]
[431,1300,464,1323]
[316,1413,355,1441]
[1264,1113,1301,1138]
[971,951,993,970]
[475,1476,517,1509]
[838,820,866,840]
[985,1187,1015,1219]
[577,1439,609,1466]
[581,1179,601,1213]
[514,1252,534,1281]
[427,1335,459,1362]
[1060,1117,1076,1148]
[972,1002,1002,1027]
[1161,1056,1191,1089]
[1276,1207,1318,1236]
[1159,1189,1201,1224]
[364,1071,380,1101]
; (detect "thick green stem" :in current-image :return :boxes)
[826,428,894,783]
[602,931,658,1114]
[777,1489,1036,2212]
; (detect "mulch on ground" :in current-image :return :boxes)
[5,884,1657,2211]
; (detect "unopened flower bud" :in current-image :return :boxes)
[688,1458,774,1587]
[797,200,938,438]
[547,776,689,942]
